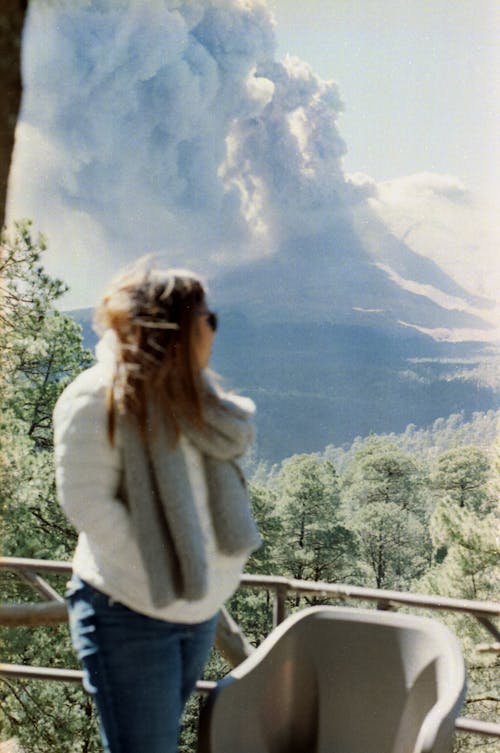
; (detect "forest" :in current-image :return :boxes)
[0,223,498,752]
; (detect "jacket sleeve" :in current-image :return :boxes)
[53,380,134,557]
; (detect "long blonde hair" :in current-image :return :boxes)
[94,260,208,443]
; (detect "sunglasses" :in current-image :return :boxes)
[203,311,218,332]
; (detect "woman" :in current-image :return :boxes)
[53,261,261,753]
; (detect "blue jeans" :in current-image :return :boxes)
[66,576,218,753]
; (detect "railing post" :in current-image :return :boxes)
[474,615,500,642]
[17,568,65,603]
[376,599,394,611]
[214,606,253,668]
[273,583,288,627]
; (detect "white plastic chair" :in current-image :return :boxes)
[198,606,466,753]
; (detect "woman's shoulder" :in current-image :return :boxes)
[53,364,110,428]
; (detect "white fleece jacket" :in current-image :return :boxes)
[53,335,247,623]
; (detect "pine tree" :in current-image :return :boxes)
[226,483,283,646]
[1,222,93,560]
[424,445,498,610]
[418,446,499,752]
[273,455,357,603]
[0,223,98,752]
[340,438,432,590]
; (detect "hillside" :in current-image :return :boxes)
[71,307,500,463]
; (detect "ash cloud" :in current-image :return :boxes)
[10,0,277,297]
[8,0,498,339]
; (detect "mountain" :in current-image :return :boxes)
[211,218,495,335]
[70,307,500,464]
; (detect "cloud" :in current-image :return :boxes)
[367,173,500,302]
[221,53,348,245]
[9,0,353,307]
[9,0,277,305]
[7,0,498,343]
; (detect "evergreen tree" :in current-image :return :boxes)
[1,222,93,560]
[424,446,498,608]
[273,455,357,600]
[340,438,432,590]
[431,446,491,511]
[0,223,98,752]
[247,483,283,577]
[418,446,499,752]
[227,483,283,645]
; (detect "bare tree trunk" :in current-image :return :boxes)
[0,0,28,230]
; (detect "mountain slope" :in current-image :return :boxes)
[71,307,500,463]
[212,219,495,336]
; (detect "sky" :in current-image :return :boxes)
[270,0,499,200]
[7,0,499,334]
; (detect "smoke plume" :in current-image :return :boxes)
[8,0,497,339]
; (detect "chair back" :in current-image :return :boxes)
[199,606,466,753]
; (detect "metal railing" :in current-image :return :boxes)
[1,556,499,739]
[240,573,500,640]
